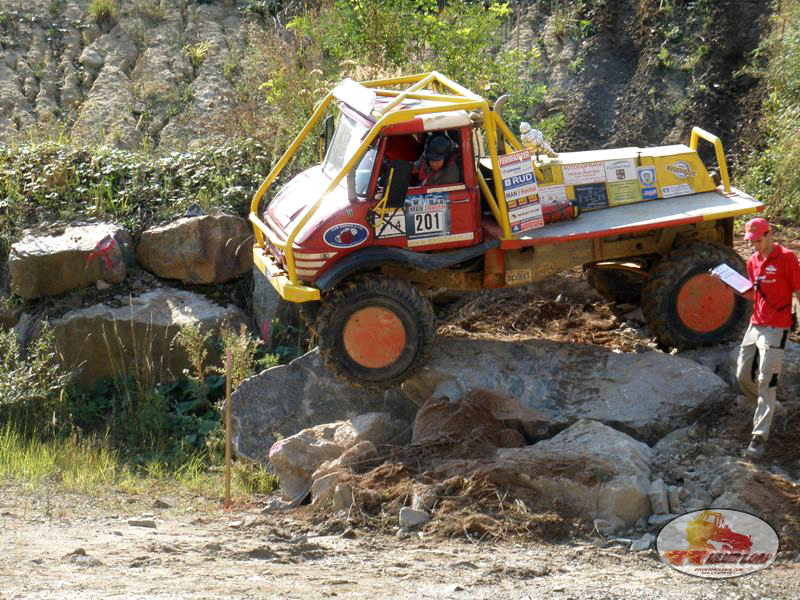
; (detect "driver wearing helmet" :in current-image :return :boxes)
[412,133,460,186]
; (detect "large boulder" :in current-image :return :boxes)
[51,287,245,387]
[136,215,253,284]
[434,420,653,530]
[684,341,800,403]
[230,351,418,464]
[406,338,731,442]
[9,223,133,299]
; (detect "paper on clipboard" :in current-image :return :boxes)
[711,263,752,294]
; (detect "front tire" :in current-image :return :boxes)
[315,275,436,388]
[642,241,750,349]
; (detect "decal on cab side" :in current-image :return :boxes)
[323,223,370,248]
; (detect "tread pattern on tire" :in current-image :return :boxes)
[642,241,749,349]
[314,275,436,389]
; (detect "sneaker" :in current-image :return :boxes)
[742,435,766,460]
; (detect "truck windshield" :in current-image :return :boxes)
[323,113,375,196]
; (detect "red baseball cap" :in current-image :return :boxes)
[744,217,770,241]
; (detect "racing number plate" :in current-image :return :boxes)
[405,192,451,239]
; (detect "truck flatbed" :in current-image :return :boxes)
[484,187,763,249]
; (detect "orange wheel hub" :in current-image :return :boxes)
[676,273,735,333]
[343,307,406,369]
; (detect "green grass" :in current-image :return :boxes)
[0,422,278,498]
[88,0,117,23]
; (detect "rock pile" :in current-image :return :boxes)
[5,216,252,387]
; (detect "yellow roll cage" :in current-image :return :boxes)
[248,71,525,291]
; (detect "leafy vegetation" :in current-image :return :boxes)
[88,0,117,23]
[741,0,800,220]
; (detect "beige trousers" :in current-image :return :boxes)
[736,324,788,441]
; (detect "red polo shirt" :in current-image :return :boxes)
[748,243,800,327]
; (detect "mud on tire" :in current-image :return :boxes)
[642,241,750,349]
[314,275,436,388]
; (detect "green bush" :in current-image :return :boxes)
[741,0,800,220]
[0,325,71,436]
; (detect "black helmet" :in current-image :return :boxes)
[424,134,453,162]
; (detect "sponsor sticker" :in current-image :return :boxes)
[509,202,544,234]
[407,232,474,247]
[604,158,636,182]
[637,166,657,187]
[666,160,697,179]
[499,149,539,202]
[562,161,606,185]
[323,223,369,248]
[373,209,406,239]
[538,184,568,206]
[505,269,533,284]
[656,509,779,579]
[573,182,609,210]
[405,193,451,239]
[642,187,659,200]
[607,180,643,206]
[662,183,694,198]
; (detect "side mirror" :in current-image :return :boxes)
[385,160,412,209]
[319,114,335,161]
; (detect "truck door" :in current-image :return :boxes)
[369,128,481,251]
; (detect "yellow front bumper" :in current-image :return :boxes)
[253,246,321,303]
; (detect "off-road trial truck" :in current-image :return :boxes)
[249,72,763,388]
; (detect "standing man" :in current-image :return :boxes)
[736,217,800,459]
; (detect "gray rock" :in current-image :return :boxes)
[438,420,652,531]
[312,440,378,480]
[252,265,283,349]
[332,484,354,512]
[230,350,418,464]
[333,412,398,448]
[653,426,691,455]
[647,514,675,526]
[136,216,253,284]
[310,472,341,508]
[9,224,133,299]
[399,507,430,529]
[647,479,669,515]
[407,338,731,442]
[127,518,156,528]
[630,533,655,552]
[667,485,682,514]
[260,497,292,514]
[72,65,140,148]
[412,485,439,512]
[52,287,244,387]
[269,423,345,502]
[79,48,104,71]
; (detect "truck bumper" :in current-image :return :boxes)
[252,246,321,303]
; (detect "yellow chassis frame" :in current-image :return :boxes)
[248,71,528,301]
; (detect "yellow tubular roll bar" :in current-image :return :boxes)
[690,126,731,193]
[248,72,518,285]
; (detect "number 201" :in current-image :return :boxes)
[414,212,441,231]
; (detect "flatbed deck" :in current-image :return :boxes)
[483,187,763,248]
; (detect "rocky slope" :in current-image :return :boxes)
[1,0,771,166]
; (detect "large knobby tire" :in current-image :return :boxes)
[642,241,750,349]
[584,266,646,304]
[315,276,436,388]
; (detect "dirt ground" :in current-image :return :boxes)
[1,482,798,600]
[4,227,800,599]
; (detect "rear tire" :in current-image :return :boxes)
[642,241,750,349]
[315,275,436,388]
